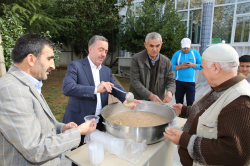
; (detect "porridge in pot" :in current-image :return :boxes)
[107,111,170,127]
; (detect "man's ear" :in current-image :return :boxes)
[88,46,92,53]
[144,42,147,48]
[26,54,36,67]
[213,63,221,75]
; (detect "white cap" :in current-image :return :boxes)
[181,38,191,48]
[202,40,239,63]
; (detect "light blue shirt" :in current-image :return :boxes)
[20,70,43,94]
[148,54,159,66]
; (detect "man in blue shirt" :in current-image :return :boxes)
[171,38,202,106]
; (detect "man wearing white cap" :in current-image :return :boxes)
[171,38,202,106]
[164,41,250,166]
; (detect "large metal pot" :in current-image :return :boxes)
[101,100,177,144]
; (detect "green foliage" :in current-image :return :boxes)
[118,0,187,59]
[56,0,126,56]
[0,4,25,70]
[0,4,61,70]
[41,31,62,68]
[0,0,75,35]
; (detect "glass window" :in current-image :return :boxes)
[178,11,188,29]
[215,0,235,5]
[177,0,189,10]
[135,2,144,16]
[190,0,202,8]
[188,10,202,44]
[238,0,250,2]
[212,5,234,43]
[178,11,188,19]
[234,16,250,42]
[237,2,250,14]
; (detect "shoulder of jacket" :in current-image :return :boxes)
[133,50,146,58]
[0,74,22,89]
[173,49,182,56]
[190,49,198,53]
[101,64,109,70]
[160,54,170,61]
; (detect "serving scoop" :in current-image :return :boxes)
[111,86,134,102]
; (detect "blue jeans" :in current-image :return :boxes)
[175,80,195,106]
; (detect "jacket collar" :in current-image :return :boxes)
[8,65,56,120]
[213,73,246,92]
[141,49,166,68]
[82,57,95,86]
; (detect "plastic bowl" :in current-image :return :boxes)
[165,126,180,136]
[84,115,100,124]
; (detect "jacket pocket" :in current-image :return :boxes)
[200,124,218,139]
[66,104,80,114]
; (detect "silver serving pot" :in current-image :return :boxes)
[101,100,177,144]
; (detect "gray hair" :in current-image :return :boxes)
[88,35,108,47]
[204,59,239,72]
[145,32,162,43]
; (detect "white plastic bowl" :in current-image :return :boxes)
[84,115,100,124]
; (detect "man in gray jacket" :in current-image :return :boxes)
[129,32,175,103]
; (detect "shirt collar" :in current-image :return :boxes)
[20,69,43,91]
[87,56,102,70]
[148,53,159,62]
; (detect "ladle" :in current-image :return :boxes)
[111,86,134,102]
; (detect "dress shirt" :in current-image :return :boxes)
[87,56,102,115]
[148,53,159,66]
[20,70,43,94]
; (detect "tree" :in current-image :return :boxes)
[56,0,126,57]
[0,4,61,71]
[0,0,75,35]
[118,0,187,59]
[0,4,25,70]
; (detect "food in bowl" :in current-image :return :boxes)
[107,111,170,127]
[123,101,134,108]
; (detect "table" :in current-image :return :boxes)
[65,117,187,166]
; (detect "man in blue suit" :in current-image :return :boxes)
[62,35,139,165]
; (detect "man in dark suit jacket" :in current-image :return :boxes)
[62,36,140,166]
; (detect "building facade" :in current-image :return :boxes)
[118,0,250,56]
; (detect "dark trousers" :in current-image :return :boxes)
[71,115,105,166]
[175,80,195,106]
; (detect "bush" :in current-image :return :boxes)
[118,0,187,59]
[0,4,61,71]
[0,4,25,70]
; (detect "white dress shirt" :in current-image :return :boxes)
[87,56,102,115]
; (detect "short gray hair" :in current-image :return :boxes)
[145,32,162,43]
[88,35,108,47]
[204,59,239,72]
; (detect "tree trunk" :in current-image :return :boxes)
[0,30,6,78]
